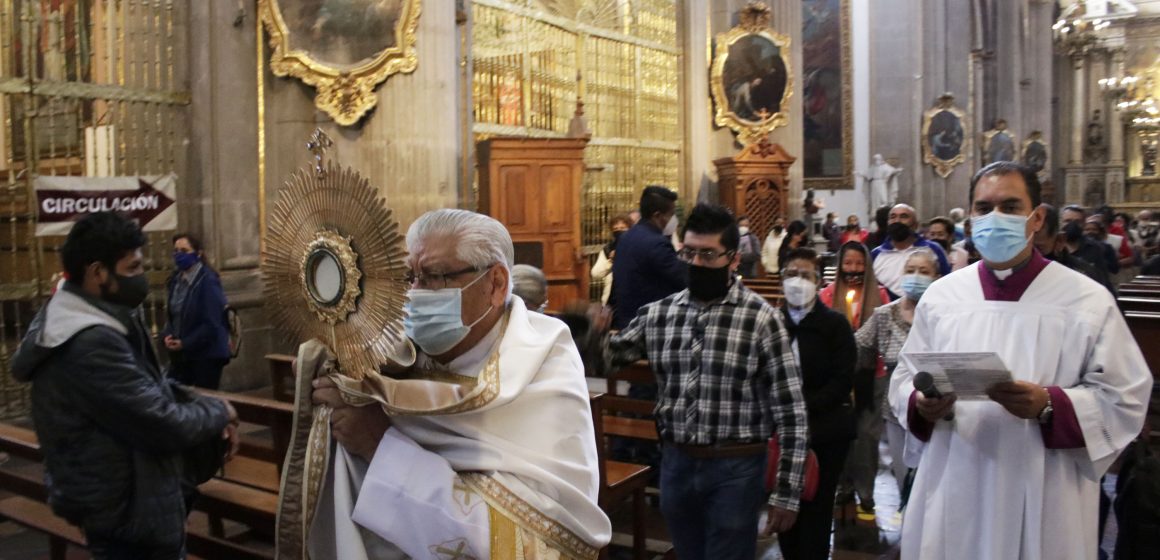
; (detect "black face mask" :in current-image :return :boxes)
[1063,221,1083,243]
[612,230,624,242]
[688,264,731,302]
[932,238,951,252]
[101,272,150,309]
[841,271,864,286]
[846,223,859,231]
[773,225,784,234]
[887,222,912,242]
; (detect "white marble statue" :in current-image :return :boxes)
[857,154,902,214]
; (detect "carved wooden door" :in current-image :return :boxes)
[478,138,589,312]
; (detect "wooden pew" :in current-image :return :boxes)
[590,393,650,560]
[0,422,278,546]
[198,388,294,472]
[265,353,296,403]
[1119,297,1160,314]
[0,495,273,560]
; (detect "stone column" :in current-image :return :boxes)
[1070,53,1087,165]
[682,0,711,203]
[1107,49,1127,203]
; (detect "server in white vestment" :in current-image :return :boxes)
[888,161,1152,560]
[311,209,611,559]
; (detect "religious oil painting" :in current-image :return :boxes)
[722,35,788,122]
[801,0,852,189]
[1022,131,1049,174]
[982,120,1017,164]
[259,0,422,126]
[711,3,794,145]
[921,93,969,178]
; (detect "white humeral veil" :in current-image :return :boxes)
[277,298,611,559]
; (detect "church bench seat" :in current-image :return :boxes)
[590,392,651,560]
[196,388,294,474]
[0,495,85,560]
[0,495,273,560]
[0,421,279,544]
[265,353,297,403]
[1118,297,1160,314]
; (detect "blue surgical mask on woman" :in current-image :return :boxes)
[970,210,1032,263]
[900,273,933,301]
[404,270,494,356]
[174,251,200,271]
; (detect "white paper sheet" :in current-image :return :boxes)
[899,351,1014,400]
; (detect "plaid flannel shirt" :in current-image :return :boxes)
[608,280,809,511]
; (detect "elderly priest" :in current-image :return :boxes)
[889,162,1153,560]
[310,209,610,559]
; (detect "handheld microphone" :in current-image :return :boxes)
[914,371,954,421]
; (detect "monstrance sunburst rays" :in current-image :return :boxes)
[263,159,409,378]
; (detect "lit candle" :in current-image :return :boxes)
[846,289,859,325]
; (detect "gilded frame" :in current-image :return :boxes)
[1022,130,1049,175]
[981,119,1017,164]
[921,93,969,179]
[802,0,853,190]
[711,3,794,145]
[258,0,422,126]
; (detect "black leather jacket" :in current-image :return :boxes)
[11,283,229,548]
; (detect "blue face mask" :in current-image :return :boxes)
[900,273,933,301]
[403,270,494,356]
[174,251,199,271]
[970,210,1032,263]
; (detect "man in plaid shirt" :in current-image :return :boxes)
[608,203,809,560]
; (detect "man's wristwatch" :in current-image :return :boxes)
[1037,390,1054,424]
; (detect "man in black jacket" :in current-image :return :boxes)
[778,247,857,560]
[12,212,238,559]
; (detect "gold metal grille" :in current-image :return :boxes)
[0,0,188,418]
[469,0,681,301]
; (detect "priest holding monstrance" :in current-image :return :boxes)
[265,146,608,559]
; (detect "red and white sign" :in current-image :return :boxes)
[34,174,177,237]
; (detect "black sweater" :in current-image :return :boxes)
[781,300,858,445]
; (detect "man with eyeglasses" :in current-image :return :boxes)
[608,203,809,560]
[310,209,610,559]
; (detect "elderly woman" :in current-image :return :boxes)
[854,247,942,516]
[511,264,548,313]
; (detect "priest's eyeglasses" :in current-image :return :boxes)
[405,266,486,289]
[677,248,735,263]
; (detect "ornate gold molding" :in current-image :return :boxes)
[921,93,970,179]
[299,230,362,325]
[710,2,794,145]
[258,0,422,126]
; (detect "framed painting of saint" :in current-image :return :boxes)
[711,3,793,145]
[982,119,1017,164]
[802,0,852,190]
[1022,131,1049,174]
[259,0,422,126]
[921,93,969,178]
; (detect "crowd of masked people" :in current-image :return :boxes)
[507,165,1154,560]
